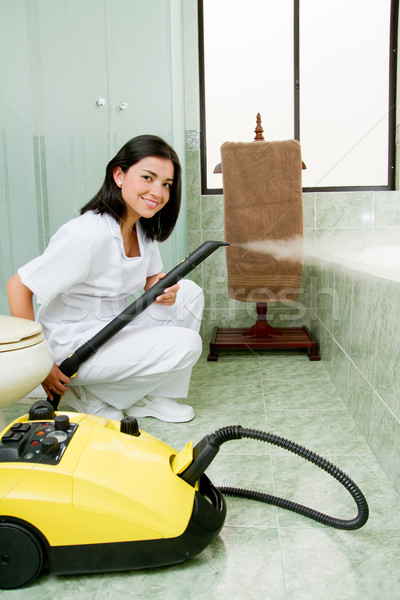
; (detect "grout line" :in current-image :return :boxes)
[257,355,289,598]
[316,314,400,427]
[94,574,105,600]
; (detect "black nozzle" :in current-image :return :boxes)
[185,241,230,268]
[179,434,221,486]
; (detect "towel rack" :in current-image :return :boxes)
[208,114,320,362]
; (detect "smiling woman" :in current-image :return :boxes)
[113,156,175,250]
[7,135,205,424]
[81,135,182,243]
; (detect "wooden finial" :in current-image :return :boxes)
[254,113,265,141]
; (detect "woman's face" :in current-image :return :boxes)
[113,156,174,226]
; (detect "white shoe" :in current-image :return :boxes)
[125,396,195,423]
[63,386,124,421]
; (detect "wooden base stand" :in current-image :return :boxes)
[207,303,321,361]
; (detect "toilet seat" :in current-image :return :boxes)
[0,315,54,430]
[0,316,45,352]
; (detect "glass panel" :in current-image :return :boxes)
[108,0,183,270]
[107,0,173,155]
[203,0,294,189]
[34,0,110,236]
[300,0,391,188]
[0,0,44,289]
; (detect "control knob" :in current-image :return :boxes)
[28,401,55,421]
[41,436,60,456]
[54,415,70,431]
[120,417,140,437]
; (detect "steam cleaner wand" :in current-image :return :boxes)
[46,240,229,410]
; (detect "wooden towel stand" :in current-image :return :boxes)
[208,302,321,361]
[208,115,321,362]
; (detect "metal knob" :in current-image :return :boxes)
[119,101,128,111]
[96,97,106,107]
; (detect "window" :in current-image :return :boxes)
[199,0,397,193]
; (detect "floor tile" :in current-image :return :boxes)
[270,453,370,530]
[206,454,277,528]
[94,528,287,600]
[258,355,331,381]
[263,379,346,411]
[281,528,400,600]
[1,351,399,599]
[266,409,373,457]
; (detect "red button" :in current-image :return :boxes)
[31,441,39,446]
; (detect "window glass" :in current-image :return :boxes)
[200,0,394,191]
[300,0,391,188]
[202,0,294,190]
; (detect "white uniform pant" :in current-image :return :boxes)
[68,280,203,410]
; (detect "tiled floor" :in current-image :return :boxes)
[2,350,400,599]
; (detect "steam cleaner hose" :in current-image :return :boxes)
[210,426,369,530]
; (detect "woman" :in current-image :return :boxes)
[7,135,204,423]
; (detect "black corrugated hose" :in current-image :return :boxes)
[211,425,369,530]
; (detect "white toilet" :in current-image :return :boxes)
[0,315,54,431]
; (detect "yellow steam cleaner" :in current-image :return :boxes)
[0,242,369,589]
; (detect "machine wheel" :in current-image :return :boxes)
[0,522,44,589]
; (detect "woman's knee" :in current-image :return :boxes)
[172,327,202,366]
[189,328,202,360]
[176,279,204,330]
[179,279,203,305]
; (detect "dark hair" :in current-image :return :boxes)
[81,134,181,242]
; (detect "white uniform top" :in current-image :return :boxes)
[18,211,163,362]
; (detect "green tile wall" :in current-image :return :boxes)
[185,148,400,492]
[308,192,400,494]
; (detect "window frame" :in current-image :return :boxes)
[198,0,398,195]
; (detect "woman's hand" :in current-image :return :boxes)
[146,272,180,306]
[42,363,70,400]
[7,274,70,400]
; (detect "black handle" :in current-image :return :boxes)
[48,240,229,409]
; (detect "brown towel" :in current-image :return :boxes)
[221,140,303,302]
